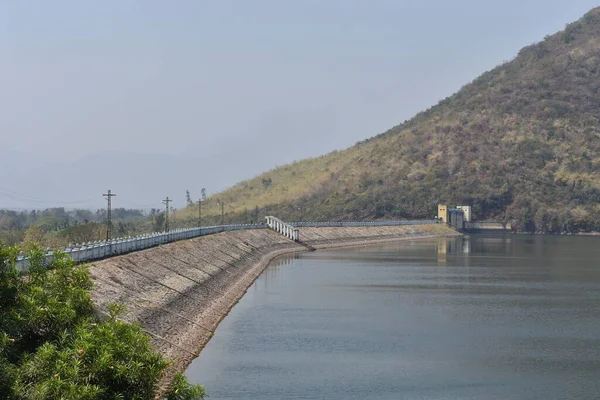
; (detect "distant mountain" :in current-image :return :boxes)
[186,7,600,233]
[1,115,341,211]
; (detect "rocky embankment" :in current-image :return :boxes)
[87,223,458,393]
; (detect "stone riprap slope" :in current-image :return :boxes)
[88,224,458,394]
[300,223,457,248]
[88,229,299,369]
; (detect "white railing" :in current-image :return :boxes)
[265,216,299,241]
[14,218,441,271]
[15,223,267,271]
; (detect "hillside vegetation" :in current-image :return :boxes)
[184,8,600,233]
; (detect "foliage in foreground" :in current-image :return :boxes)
[0,243,205,400]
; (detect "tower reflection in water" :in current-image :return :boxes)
[437,236,471,266]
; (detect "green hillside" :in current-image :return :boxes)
[185,8,600,233]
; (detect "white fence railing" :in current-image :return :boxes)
[265,216,299,241]
[15,223,267,271]
[14,218,441,271]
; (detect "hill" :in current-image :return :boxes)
[181,8,600,233]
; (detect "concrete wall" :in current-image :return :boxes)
[291,219,439,227]
[464,222,512,231]
[298,224,455,248]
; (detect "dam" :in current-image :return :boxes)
[86,222,459,393]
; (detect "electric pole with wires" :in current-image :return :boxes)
[198,197,202,229]
[103,190,116,241]
[162,197,172,232]
[219,200,224,225]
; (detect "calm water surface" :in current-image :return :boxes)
[186,235,600,399]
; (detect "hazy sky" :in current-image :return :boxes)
[1,1,598,166]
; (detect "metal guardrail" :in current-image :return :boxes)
[290,220,440,227]
[15,223,267,271]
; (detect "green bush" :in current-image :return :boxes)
[165,373,207,400]
[0,244,205,400]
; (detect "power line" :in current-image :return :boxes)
[219,200,224,225]
[0,188,94,205]
[124,202,162,209]
[162,197,172,232]
[0,187,94,203]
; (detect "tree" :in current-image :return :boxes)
[0,244,205,399]
[59,223,105,244]
[185,190,193,207]
[117,221,127,236]
[0,231,23,246]
[200,188,207,201]
[0,215,17,231]
[36,216,66,232]
[254,206,259,223]
[74,209,94,224]
[28,210,38,225]
[261,178,272,189]
[21,225,46,251]
[154,213,166,232]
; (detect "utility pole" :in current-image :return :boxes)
[198,198,202,228]
[103,190,116,241]
[162,197,172,232]
[220,200,224,225]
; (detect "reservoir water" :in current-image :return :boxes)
[186,234,600,399]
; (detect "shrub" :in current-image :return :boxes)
[0,244,205,400]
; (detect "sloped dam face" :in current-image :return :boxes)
[87,224,457,391]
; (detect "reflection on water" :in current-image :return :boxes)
[186,234,600,400]
[437,236,473,265]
